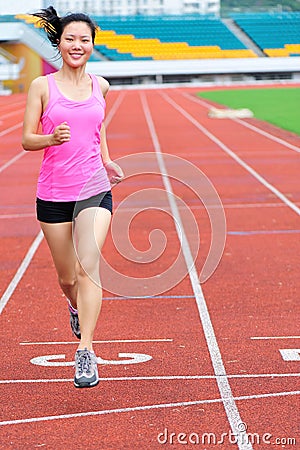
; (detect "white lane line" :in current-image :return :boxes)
[102,295,195,300]
[0,231,44,315]
[0,99,26,113]
[0,151,26,174]
[0,109,25,120]
[0,213,35,219]
[206,202,297,210]
[182,92,300,154]
[20,339,173,345]
[228,229,300,236]
[88,202,298,215]
[163,92,300,217]
[105,91,125,126]
[0,121,23,138]
[0,202,287,221]
[0,390,299,427]
[251,336,300,340]
[234,117,300,153]
[1,373,299,384]
[141,92,252,450]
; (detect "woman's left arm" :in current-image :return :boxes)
[101,124,124,185]
[98,76,124,185]
[100,122,111,165]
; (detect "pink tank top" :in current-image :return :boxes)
[37,73,110,201]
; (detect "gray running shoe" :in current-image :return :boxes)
[68,303,81,339]
[74,348,99,388]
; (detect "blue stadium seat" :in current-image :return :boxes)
[231,12,300,53]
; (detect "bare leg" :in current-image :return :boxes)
[40,221,78,308]
[74,207,111,351]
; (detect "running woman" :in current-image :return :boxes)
[22,6,124,388]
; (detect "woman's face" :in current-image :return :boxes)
[59,21,94,67]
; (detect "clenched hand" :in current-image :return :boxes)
[50,122,71,145]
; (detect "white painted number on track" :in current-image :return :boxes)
[280,349,300,361]
[30,353,152,367]
[98,353,152,365]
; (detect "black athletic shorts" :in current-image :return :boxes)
[36,191,113,223]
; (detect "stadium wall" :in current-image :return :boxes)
[0,22,58,93]
[86,58,300,86]
[1,43,42,92]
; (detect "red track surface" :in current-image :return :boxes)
[0,85,299,449]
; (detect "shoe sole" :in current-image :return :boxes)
[74,379,99,388]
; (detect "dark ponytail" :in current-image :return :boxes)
[32,6,97,48]
[32,6,62,48]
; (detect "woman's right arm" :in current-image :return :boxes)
[22,76,70,151]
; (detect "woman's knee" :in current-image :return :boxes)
[75,256,99,280]
[58,275,77,291]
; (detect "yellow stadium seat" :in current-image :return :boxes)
[264,48,290,57]
[285,44,300,52]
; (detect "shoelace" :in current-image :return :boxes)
[76,350,93,375]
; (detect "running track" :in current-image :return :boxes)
[0,85,299,449]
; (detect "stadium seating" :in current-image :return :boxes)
[231,12,300,57]
[93,15,256,60]
[14,12,300,60]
